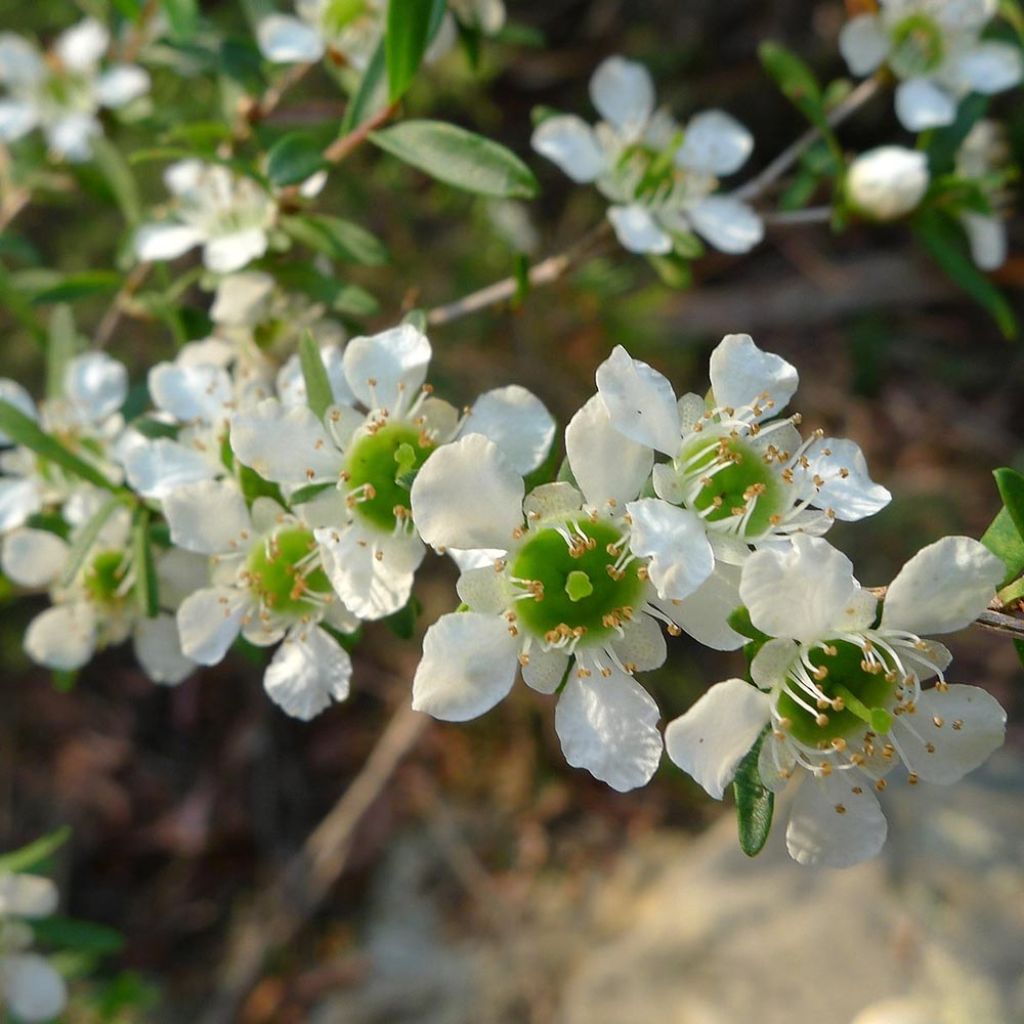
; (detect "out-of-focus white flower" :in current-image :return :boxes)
[532,55,763,255]
[665,534,1006,868]
[955,118,1012,269]
[840,0,1023,131]
[846,145,930,221]
[230,323,556,620]
[0,870,66,1022]
[0,20,149,162]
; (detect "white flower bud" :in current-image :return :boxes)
[846,146,930,221]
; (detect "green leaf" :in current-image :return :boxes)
[994,467,1024,541]
[727,606,770,643]
[384,596,421,639]
[758,42,830,138]
[647,253,693,289]
[298,331,334,420]
[46,305,78,401]
[386,0,448,102]
[161,0,199,39]
[913,209,1017,339]
[925,94,988,175]
[91,136,142,226]
[0,400,117,492]
[272,265,379,316]
[61,495,123,588]
[1015,638,1024,671]
[132,509,159,617]
[370,119,540,199]
[0,827,70,874]
[340,40,388,134]
[266,132,328,188]
[982,506,1024,585]
[31,271,121,305]
[289,482,335,504]
[281,214,389,264]
[732,728,774,857]
[31,916,124,956]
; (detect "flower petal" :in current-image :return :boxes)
[555,660,662,792]
[664,678,771,799]
[606,203,673,254]
[46,113,100,161]
[96,64,150,107]
[894,78,957,132]
[881,536,1004,636]
[257,13,326,63]
[960,211,1006,271]
[655,563,746,651]
[176,586,246,664]
[263,625,352,720]
[611,612,667,672]
[750,636,799,690]
[0,99,39,142]
[807,437,891,520]
[531,115,607,183]
[65,352,127,422]
[522,482,583,522]
[595,344,681,456]
[342,323,431,414]
[0,873,58,917]
[134,221,204,263]
[708,332,798,417]
[210,271,275,325]
[953,41,1023,94]
[1,528,68,588]
[277,343,356,410]
[785,770,887,868]
[838,14,889,75]
[521,647,569,694]
[203,228,268,274]
[1,953,67,1023]
[162,479,252,555]
[0,34,45,86]
[677,110,753,176]
[412,611,520,720]
[56,18,108,70]
[626,498,713,600]
[123,438,217,499]
[149,361,232,423]
[24,604,96,671]
[460,385,555,475]
[0,478,42,531]
[410,433,524,552]
[456,564,512,614]
[589,56,655,140]
[564,394,653,515]
[892,684,1005,784]
[688,195,764,254]
[133,614,194,685]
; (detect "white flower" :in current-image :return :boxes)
[664,533,1007,868]
[0,20,149,162]
[0,871,67,1022]
[165,478,359,718]
[595,335,890,602]
[229,323,555,621]
[840,0,1023,131]
[408,397,748,792]
[134,161,278,274]
[954,118,1011,269]
[846,146,930,221]
[531,55,763,255]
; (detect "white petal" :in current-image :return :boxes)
[785,770,887,868]
[0,873,58,917]
[342,323,431,414]
[0,34,45,86]
[0,478,42,531]
[96,64,150,107]
[263,625,352,720]
[55,18,109,71]
[410,434,524,552]
[0,99,38,141]
[688,195,764,254]
[521,647,569,694]
[133,614,194,685]
[522,481,583,522]
[607,203,673,254]
[149,361,233,424]
[953,41,1023,94]
[555,661,662,792]
[664,678,771,799]
[456,564,512,614]
[134,222,203,262]
[626,498,713,600]
[156,547,209,608]
[412,612,520,720]
[203,228,268,274]
[740,535,858,643]
[846,145,929,221]
[277,344,356,410]
[708,332,798,417]
[230,398,343,485]
[316,523,424,620]
[210,271,275,326]
[257,13,326,63]
[838,14,889,75]
[894,78,957,132]
[808,437,891,520]
[24,604,96,671]
[677,110,754,176]
[460,385,556,475]
[881,536,1004,635]
[123,439,216,499]
[65,352,127,421]
[164,159,203,195]
[564,394,652,514]
[961,212,1006,270]
[892,684,1005,784]
[46,113,100,161]
[589,56,655,140]
[750,636,799,691]
[656,563,746,651]
[1,529,67,587]
[1,953,67,1022]
[611,612,667,672]
[758,730,798,793]
[531,115,606,183]
[595,344,681,456]
[162,479,251,555]
[176,586,246,664]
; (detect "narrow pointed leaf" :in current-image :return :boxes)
[732,728,774,857]
[386,0,448,102]
[266,133,328,188]
[298,332,334,420]
[61,495,123,587]
[132,509,159,617]
[0,827,71,874]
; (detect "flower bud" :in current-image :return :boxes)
[846,146,930,221]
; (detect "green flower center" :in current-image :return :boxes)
[345,423,436,532]
[84,550,129,606]
[509,518,646,645]
[777,639,898,746]
[889,14,945,78]
[245,526,330,617]
[678,434,784,537]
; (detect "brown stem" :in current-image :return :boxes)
[94,262,152,349]
[323,101,401,165]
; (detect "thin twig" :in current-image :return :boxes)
[94,262,152,349]
[735,76,881,202]
[763,205,833,226]
[198,701,428,1024]
[323,101,401,165]
[234,62,316,145]
[426,221,614,327]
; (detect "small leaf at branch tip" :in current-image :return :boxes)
[298,332,334,420]
[266,133,328,187]
[733,728,774,857]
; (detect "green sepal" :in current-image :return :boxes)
[298,330,335,420]
[732,727,774,857]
